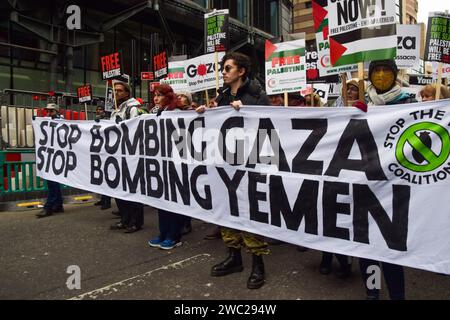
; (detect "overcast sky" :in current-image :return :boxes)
[417,0,450,24]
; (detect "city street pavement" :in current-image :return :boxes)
[0,200,449,300]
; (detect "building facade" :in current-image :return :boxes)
[0,0,293,105]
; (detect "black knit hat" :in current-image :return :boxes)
[369,59,398,80]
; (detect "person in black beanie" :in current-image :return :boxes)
[359,59,416,300]
[367,59,415,106]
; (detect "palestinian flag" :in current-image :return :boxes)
[328,0,397,67]
[312,0,329,39]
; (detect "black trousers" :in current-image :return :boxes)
[359,258,405,300]
[116,199,144,228]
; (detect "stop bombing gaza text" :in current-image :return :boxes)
[35,118,410,251]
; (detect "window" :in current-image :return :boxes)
[253,0,279,35]
[211,0,246,22]
[191,0,208,7]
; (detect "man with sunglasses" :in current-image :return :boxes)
[204,52,271,289]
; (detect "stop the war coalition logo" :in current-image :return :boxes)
[385,108,450,185]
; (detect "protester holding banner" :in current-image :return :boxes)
[206,52,270,289]
[333,78,365,108]
[419,84,450,102]
[358,59,415,300]
[148,84,187,250]
[197,52,270,113]
[176,91,194,110]
[36,102,65,218]
[109,82,144,233]
[366,60,415,107]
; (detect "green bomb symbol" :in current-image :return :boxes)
[396,122,450,172]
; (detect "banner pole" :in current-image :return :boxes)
[205,90,210,107]
[436,62,443,100]
[215,51,220,97]
[311,84,314,107]
[84,103,88,120]
[341,73,348,107]
[284,92,288,107]
[358,62,365,103]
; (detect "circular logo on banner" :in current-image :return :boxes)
[268,78,277,88]
[395,122,450,173]
[320,55,330,68]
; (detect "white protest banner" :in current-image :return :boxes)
[313,0,358,76]
[396,24,421,69]
[185,52,224,93]
[160,61,189,92]
[265,39,307,95]
[33,101,450,274]
[328,0,397,67]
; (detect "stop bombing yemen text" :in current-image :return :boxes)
[35,117,410,252]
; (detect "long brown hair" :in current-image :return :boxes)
[154,84,177,110]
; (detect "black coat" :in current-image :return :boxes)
[216,79,271,107]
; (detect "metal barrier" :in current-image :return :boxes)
[0,149,47,193]
[1,89,105,149]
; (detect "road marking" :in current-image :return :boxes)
[68,253,211,300]
[73,195,93,201]
[17,202,43,207]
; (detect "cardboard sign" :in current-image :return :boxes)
[141,72,154,81]
[424,12,450,64]
[153,51,168,80]
[184,52,225,93]
[205,9,229,53]
[265,39,307,95]
[306,49,339,84]
[396,24,421,69]
[160,61,189,92]
[328,0,397,66]
[100,51,123,80]
[312,0,358,76]
[432,62,450,80]
[77,85,92,103]
[409,74,445,86]
[105,83,114,112]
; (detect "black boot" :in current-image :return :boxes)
[211,247,243,277]
[247,254,265,289]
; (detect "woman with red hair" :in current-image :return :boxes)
[150,84,178,115]
[148,84,187,250]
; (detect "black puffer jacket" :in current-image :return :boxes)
[216,78,271,107]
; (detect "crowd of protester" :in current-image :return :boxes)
[35,51,450,299]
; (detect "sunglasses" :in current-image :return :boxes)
[223,65,235,73]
